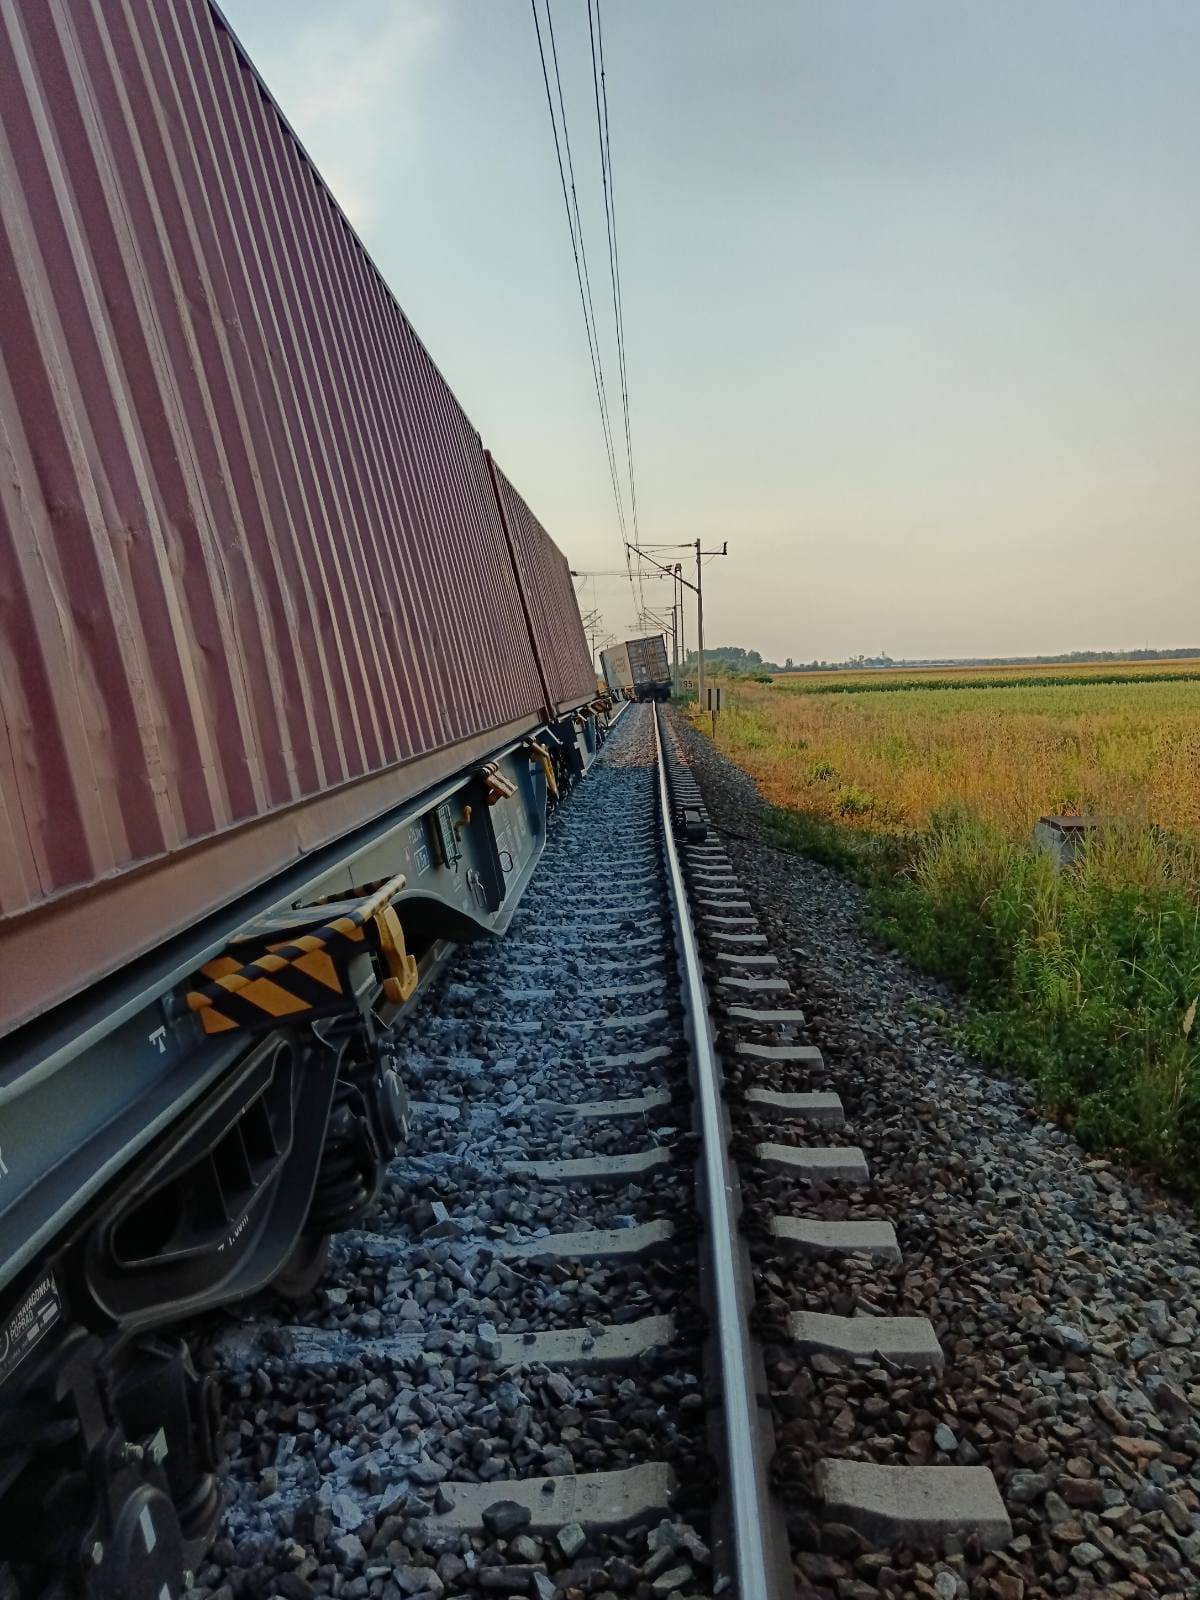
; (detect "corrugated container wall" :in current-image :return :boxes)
[628,635,670,683]
[487,455,597,714]
[0,0,585,1037]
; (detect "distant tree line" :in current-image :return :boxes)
[681,645,782,679]
[685,645,1200,677]
[910,647,1200,667]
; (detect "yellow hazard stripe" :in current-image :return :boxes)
[186,871,406,1021]
[233,976,312,1017]
[290,948,341,993]
[200,955,242,981]
[197,1009,239,1035]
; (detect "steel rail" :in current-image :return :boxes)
[651,705,774,1600]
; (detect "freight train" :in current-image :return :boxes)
[600,635,673,702]
[0,5,608,1594]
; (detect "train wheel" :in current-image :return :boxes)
[270,1232,330,1300]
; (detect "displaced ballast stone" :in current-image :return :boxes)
[816,1461,1012,1549]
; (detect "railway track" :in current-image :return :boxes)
[199,703,1013,1600]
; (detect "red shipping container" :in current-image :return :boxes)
[488,454,598,715]
[0,0,588,1039]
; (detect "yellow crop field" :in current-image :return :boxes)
[774,658,1200,694]
[697,666,1200,1191]
[715,672,1200,838]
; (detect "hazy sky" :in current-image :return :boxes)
[221,0,1200,663]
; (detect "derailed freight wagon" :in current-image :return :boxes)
[0,2,603,1589]
[600,634,673,701]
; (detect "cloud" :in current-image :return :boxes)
[242,0,444,229]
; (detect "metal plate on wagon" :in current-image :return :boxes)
[0,1272,62,1387]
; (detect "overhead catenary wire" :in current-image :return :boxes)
[589,9,637,524]
[530,0,635,596]
[545,2,626,554]
[544,7,620,495]
[588,0,643,610]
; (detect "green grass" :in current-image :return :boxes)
[865,815,1200,1192]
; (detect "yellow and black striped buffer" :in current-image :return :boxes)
[185,874,405,1035]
